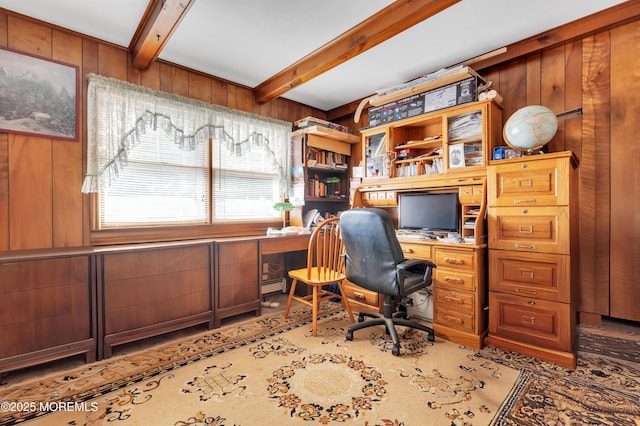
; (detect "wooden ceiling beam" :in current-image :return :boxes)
[129,0,196,70]
[254,0,461,104]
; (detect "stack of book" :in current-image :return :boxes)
[295,116,351,134]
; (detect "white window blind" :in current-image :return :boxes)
[99,129,209,227]
[212,139,279,220]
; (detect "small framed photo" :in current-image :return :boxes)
[0,47,79,141]
[448,144,465,168]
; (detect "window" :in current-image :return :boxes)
[212,138,280,219]
[99,128,209,228]
[83,74,291,229]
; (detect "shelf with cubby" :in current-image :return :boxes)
[361,99,502,182]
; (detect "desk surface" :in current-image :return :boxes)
[260,233,310,255]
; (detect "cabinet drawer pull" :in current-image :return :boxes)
[527,300,536,305]
[515,243,537,250]
[353,292,366,300]
[518,225,534,233]
[519,269,535,279]
[443,257,464,265]
[402,248,414,254]
[515,288,537,295]
[444,296,464,304]
[513,198,536,204]
[443,276,465,285]
[521,314,536,325]
[444,315,463,324]
[518,179,533,188]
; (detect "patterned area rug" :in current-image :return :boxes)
[0,304,524,426]
[484,326,640,425]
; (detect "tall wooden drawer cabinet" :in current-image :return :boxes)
[486,152,578,368]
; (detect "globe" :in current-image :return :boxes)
[503,105,558,151]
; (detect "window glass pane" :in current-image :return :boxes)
[99,130,209,227]
[212,139,280,220]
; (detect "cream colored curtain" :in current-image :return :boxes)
[82,74,291,196]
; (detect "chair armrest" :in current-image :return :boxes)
[396,258,436,284]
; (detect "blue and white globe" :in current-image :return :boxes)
[503,105,558,151]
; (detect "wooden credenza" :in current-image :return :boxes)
[0,234,310,373]
[214,238,260,327]
[98,241,214,358]
[0,249,97,374]
[485,152,579,369]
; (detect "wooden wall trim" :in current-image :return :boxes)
[472,0,640,71]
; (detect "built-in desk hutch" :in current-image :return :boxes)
[350,99,503,349]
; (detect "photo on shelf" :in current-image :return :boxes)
[448,144,466,168]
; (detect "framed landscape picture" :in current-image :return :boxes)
[0,47,79,141]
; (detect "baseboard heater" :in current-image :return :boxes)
[262,278,287,295]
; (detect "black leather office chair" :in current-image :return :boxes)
[340,208,436,355]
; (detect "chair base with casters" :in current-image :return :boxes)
[340,207,436,356]
[346,295,435,356]
[283,217,355,336]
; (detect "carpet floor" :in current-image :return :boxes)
[0,303,638,425]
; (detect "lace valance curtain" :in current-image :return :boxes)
[82,73,292,195]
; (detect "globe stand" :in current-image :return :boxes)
[523,145,545,156]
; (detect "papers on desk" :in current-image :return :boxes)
[267,226,310,236]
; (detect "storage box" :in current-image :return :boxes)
[368,94,425,127]
[368,76,478,128]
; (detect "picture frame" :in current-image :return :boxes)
[0,47,79,141]
[448,143,466,168]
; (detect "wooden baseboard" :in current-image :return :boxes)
[578,311,602,327]
[484,334,576,369]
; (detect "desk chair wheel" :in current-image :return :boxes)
[392,345,400,356]
[346,331,354,341]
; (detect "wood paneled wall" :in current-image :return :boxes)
[0,10,327,252]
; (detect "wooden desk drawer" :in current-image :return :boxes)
[361,191,397,206]
[488,206,570,254]
[488,156,571,206]
[434,268,476,291]
[343,282,379,307]
[434,287,474,314]
[489,292,572,352]
[435,248,476,272]
[434,308,475,333]
[489,250,570,302]
[400,242,432,260]
[458,185,483,204]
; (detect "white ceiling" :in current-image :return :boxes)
[0,0,628,111]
